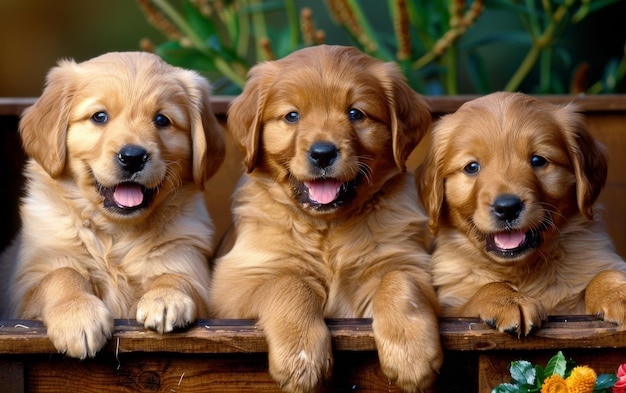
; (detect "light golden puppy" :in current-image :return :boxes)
[1,52,225,358]
[210,45,442,393]
[417,91,626,336]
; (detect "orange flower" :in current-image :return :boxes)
[541,374,568,393]
[565,366,596,393]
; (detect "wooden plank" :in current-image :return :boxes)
[0,360,23,393]
[439,316,626,351]
[0,319,378,355]
[26,354,281,393]
[1,317,624,392]
[22,351,401,393]
[1,317,625,356]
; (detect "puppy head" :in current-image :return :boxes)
[417,92,607,263]
[19,51,225,220]
[227,45,430,217]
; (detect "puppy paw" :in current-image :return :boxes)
[586,270,626,326]
[45,293,113,359]
[461,282,546,336]
[266,319,333,393]
[374,310,442,392]
[137,287,196,333]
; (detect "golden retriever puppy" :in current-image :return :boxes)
[0,52,225,358]
[210,45,442,393]
[417,91,626,336]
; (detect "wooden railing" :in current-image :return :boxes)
[0,317,624,392]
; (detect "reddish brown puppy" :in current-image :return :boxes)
[211,45,442,393]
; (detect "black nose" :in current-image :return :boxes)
[492,194,524,222]
[309,142,338,169]
[117,144,149,173]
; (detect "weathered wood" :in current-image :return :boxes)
[2,316,624,356]
[22,352,406,393]
[439,316,626,351]
[1,317,624,392]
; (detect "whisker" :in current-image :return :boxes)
[163,160,183,191]
[357,162,373,186]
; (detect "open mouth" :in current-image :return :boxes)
[485,228,542,258]
[295,177,358,210]
[98,182,156,214]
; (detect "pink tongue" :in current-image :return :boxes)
[494,230,526,250]
[113,184,144,208]
[304,180,343,204]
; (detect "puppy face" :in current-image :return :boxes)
[418,92,607,265]
[228,45,431,218]
[19,52,225,222]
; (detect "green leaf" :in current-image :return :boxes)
[544,351,568,378]
[182,0,216,41]
[492,383,526,393]
[465,52,492,94]
[155,41,218,72]
[595,373,619,390]
[461,31,532,51]
[510,360,536,386]
[601,58,621,92]
[535,365,546,387]
[565,358,578,378]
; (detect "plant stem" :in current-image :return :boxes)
[236,7,250,59]
[344,0,393,60]
[150,0,203,47]
[248,0,269,61]
[150,0,246,86]
[445,45,458,95]
[539,46,552,93]
[504,0,575,92]
[284,0,300,49]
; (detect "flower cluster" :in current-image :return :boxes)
[492,351,624,393]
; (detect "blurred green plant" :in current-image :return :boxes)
[137,0,626,95]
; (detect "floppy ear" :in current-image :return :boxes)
[227,61,279,173]
[19,59,78,178]
[180,71,226,189]
[382,62,432,172]
[558,104,608,219]
[415,121,446,236]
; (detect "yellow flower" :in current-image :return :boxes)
[565,366,597,393]
[541,374,568,393]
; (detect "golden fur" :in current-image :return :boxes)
[417,91,626,336]
[1,52,225,358]
[210,45,442,392]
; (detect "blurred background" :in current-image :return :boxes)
[1,0,625,97]
[0,0,161,97]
